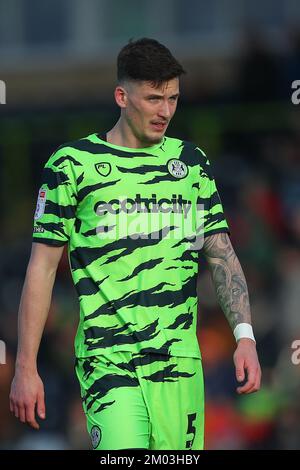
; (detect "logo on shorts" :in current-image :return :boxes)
[34,188,47,220]
[91,425,102,449]
[95,162,111,177]
[167,159,188,179]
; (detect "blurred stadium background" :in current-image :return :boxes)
[1,0,300,450]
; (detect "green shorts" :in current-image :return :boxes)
[75,351,205,450]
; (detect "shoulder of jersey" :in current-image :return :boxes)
[46,134,99,166]
[55,133,96,153]
[165,136,206,155]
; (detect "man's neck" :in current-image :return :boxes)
[106,120,161,149]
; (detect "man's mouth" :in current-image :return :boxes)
[150,121,168,131]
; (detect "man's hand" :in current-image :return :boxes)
[233,338,261,394]
[9,367,46,429]
[9,243,63,430]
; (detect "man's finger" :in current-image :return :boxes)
[14,404,19,419]
[25,404,39,430]
[237,366,257,394]
[256,369,262,390]
[234,357,245,382]
[238,381,257,394]
[19,406,26,423]
[247,371,261,394]
[37,392,46,420]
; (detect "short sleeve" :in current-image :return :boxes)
[196,147,230,237]
[32,149,78,246]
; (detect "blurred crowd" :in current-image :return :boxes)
[0,31,300,449]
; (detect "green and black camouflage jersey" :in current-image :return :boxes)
[32,133,229,359]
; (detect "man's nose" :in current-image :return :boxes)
[158,101,171,119]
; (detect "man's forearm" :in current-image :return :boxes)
[16,263,56,370]
[203,233,251,330]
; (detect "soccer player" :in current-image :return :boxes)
[10,38,261,450]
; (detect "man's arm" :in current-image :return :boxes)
[9,242,64,428]
[202,232,261,394]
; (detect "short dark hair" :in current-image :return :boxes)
[117,38,186,85]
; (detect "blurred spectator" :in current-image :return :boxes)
[238,31,283,102]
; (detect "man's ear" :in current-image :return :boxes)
[115,86,127,108]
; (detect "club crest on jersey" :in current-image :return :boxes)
[91,425,102,449]
[34,188,47,220]
[95,162,111,177]
[167,159,188,179]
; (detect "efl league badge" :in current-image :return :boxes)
[34,188,47,220]
[95,162,111,177]
[167,159,188,179]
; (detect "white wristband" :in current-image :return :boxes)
[233,323,256,343]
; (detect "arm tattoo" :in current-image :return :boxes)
[202,233,251,330]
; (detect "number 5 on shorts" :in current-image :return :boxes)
[186,413,197,449]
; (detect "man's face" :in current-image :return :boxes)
[119,78,180,146]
